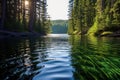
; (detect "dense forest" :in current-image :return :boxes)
[51,20,68,34]
[68,0,120,36]
[0,0,51,35]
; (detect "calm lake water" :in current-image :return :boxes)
[0,34,120,80]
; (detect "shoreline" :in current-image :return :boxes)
[99,31,120,37]
[100,34,120,37]
[0,30,43,39]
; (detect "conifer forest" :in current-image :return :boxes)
[68,0,120,36]
[0,0,51,35]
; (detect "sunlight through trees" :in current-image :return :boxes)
[0,0,51,35]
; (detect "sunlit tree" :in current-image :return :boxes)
[68,0,120,36]
[0,0,50,34]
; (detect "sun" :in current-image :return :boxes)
[25,1,29,6]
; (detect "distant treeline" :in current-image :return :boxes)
[68,0,120,36]
[0,0,51,35]
[51,20,68,34]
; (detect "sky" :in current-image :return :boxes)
[47,0,69,20]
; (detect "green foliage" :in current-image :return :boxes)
[51,20,68,33]
[112,1,120,24]
[44,20,52,34]
[68,19,74,34]
[4,19,25,32]
[68,0,96,35]
[69,0,120,36]
[52,20,67,25]
[87,17,98,36]
[34,22,42,33]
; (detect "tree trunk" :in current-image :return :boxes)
[29,0,35,32]
[0,0,6,30]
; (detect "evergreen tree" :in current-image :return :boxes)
[0,0,50,34]
[68,0,96,35]
[68,0,120,36]
[88,0,120,36]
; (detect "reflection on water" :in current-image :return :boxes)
[32,34,73,80]
[70,35,120,80]
[0,37,45,80]
[0,34,74,80]
[0,34,120,80]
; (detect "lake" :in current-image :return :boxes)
[0,34,120,80]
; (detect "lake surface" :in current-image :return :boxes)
[0,34,120,80]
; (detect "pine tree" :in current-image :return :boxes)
[0,0,50,34]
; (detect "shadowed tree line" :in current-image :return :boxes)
[0,0,51,35]
[51,20,68,34]
[68,0,120,36]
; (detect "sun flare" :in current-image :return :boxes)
[25,1,29,6]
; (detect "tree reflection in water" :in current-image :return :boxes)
[70,35,120,80]
[0,37,47,80]
[0,35,120,80]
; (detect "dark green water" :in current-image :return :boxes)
[0,34,120,80]
[70,35,120,80]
